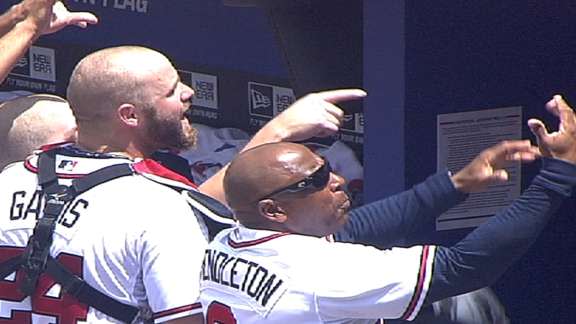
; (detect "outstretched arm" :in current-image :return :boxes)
[199,89,366,203]
[427,95,576,303]
[0,0,97,84]
[336,140,539,248]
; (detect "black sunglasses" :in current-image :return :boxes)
[261,157,333,199]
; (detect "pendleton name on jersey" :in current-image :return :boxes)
[200,225,436,324]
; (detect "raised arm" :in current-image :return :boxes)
[0,0,97,84]
[199,88,366,203]
[427,95,576,303]
[336,140,539,248]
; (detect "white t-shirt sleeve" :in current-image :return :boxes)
[138,189,208,323]
[312,242,436,321]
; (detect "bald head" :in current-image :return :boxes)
[224,143,321,213]
[65,46,194,157]
[0,94,76,168]
[66,46,173,128]
[224,142,349,236]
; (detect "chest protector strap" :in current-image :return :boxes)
[0,150,140,323]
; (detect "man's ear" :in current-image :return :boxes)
[117,103,139,127]
[258,199,288,223]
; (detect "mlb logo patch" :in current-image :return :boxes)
[57,160,78,172]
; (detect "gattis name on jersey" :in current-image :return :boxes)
[201,249,287,316]
[8,189,88,239]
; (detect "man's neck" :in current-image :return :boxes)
[76,139,147,159]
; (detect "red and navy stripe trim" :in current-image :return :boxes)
[39,141,74,152]
[228,233,290,249]
[133,159,197,188]
[400,245,432,320]
[153,302,202,319]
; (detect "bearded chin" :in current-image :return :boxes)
[149,120,198,152]
[179,123,198,150]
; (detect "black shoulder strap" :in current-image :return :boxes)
[1,151,140,323]
[185,190,235,240]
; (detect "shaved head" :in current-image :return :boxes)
[67,46,171,127]
[223,142,350,236]
[66,46,196,156]
[224,142,318,210]
[0,94,76,168]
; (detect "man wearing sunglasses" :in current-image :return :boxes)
[199,95,576,323]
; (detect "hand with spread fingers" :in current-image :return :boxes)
[266,89,367,141]
[450,140,540,193]
[0,0,97,84]
[528,95,576,164]
[41,0,98,35]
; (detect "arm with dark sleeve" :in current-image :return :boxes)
[426,157,576,303]
[334,171,468,248]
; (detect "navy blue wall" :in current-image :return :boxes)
[3,0,576,321]
[0,0,287,77]
[404,2,576,322]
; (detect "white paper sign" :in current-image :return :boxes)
[437,106,523,230]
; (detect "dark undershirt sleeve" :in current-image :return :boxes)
[335,171,467,248]
[426,157,576,303]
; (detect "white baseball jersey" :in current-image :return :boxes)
[179,124,250,184]
[200,225,436,323]
[179,124,364,205]
[0,145,208,323]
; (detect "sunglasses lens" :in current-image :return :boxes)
[312,162,331,189]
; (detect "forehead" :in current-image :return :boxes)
[276,148,322,176]
[141,62,179,95]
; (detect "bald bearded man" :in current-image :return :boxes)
[0,94,76,169]
[199,95,576,323]
[0,45,365,323]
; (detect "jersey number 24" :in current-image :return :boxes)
[0,246,88,323]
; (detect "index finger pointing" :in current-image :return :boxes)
[315,89,367,104]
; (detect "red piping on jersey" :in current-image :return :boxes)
[153,302,202,319]
[39,141,74,152]
[24,159,87,179]
[401,245,431,320]
[228,232,291,248]
[133,159,197,188]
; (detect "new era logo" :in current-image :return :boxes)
[9,46,56,82]
[250,89,271,110]
[248,82,295,118]
[249,83,274,117]
[15,57,28,68]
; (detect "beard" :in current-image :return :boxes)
[142,106,197,152]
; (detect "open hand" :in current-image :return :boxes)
[528,95,576,164]
[451,140,540,193]
[42,1,98,35]
[19,0,98,35]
